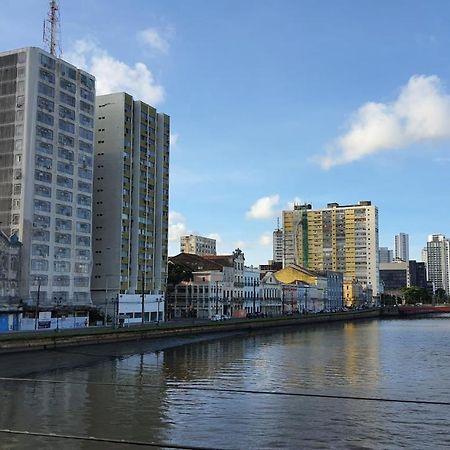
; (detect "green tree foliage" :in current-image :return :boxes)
[401,287,429,304]
[434,288,447,302]
[167,262,193,285]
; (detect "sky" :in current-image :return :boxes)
[2,0,450,265]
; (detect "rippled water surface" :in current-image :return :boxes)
[1,318,450,449]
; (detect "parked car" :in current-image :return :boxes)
[210,314,222,321]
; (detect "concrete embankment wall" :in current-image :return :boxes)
[0,309,380,354]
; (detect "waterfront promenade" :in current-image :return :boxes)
[0,309,380,354]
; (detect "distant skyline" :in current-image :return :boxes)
[3,0,450,265]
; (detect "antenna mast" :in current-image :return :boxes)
[43,0,61,56]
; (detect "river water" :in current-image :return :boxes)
[1,317,450,449]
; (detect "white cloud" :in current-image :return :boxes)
[286,196,303,210]
[206,233,222,244]
[234,240,248,249]
[259,232,272,247]
[66,39,164,105]
[318,75,450,169]
[169,133,179,148]
[168,211,187,243]
[138,27,170,53]
[246,195,280,220]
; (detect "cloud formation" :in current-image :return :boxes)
[66,39,164,105]
[168,211,187,243]
[318,75,450,169]
[138,27,171,53]
[169,133,179,148]
[246,195,280,220]
[259,232,272,247]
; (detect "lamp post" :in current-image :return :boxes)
[34,280,41,330]
[215,280,219,315]
[252,278,256,314]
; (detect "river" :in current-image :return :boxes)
[1,317,450,449]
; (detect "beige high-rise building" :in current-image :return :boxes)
[180,234,216,256]
[91,93,169,305]
[282,201,379,296]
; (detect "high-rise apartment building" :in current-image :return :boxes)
[91,93,169,304]
[273,227,283,263]
[282,201,379,295]
[180,234,216,256]
[0,47,95,305]
[426,234,450,293]
[395,233,409,262]
[379,247,393,263]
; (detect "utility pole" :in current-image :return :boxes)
[253,278,256,314]
[34,281,41,330]
[141,274,145,325]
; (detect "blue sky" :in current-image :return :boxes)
[3,1,450,265]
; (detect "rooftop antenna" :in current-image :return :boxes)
[277,217,280,230]
[43,0,61,56]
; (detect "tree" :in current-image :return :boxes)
[401,287,429,305]
[434,288,447,303]
[167,262,193,285]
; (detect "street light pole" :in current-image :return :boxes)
[34,281,41,330]
[141,274,145,326]
[253,278,256,314]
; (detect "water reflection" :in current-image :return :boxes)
[1,318,450,448]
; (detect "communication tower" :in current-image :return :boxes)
[42,0,61,56]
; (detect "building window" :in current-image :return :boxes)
[34,184,51,198]
[55,204,72,217]
[80,101,94,115]
[76,208,91,220]
[59,105,75,120]
[54,261,71,273]
[55,232,71,245]
[60,78,76,94]
[36,125,53,140]
[55,246,71,259]
[32,244,49,257]
[58,147,74,161]
[56,189,73,203]
[59,119,75,134]
[56,175,73,189]
[58,133,74,147]
[55,218,72,231]
[78,181,91,193]
[40,53,55,70]
[37,96,54,113]
[38,82,55,98]
[36,141,53,156]
[76,235,90,247]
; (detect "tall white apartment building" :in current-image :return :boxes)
[282,201,379,295]
[426,234,450,293]
[91,93,169,304]
[180,234,216,256]
[395,233,409,262]
[273,227,283,264]
[0,47,95,305]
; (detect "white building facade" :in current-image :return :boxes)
[426,234,450,293]
[243,266,261,314]
[91,93,170,307]
[0,47,95,305]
